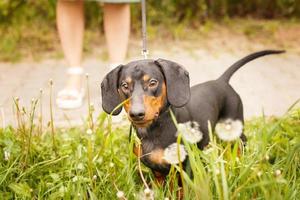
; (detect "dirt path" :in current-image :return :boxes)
[0,45,299,127]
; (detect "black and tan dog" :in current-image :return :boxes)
[101,50,284,181]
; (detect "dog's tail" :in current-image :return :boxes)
[218,50,285,83]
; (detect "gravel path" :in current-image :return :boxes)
[0,48,299,127]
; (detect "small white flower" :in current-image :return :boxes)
[117,191,125,199]
[257,171,263,177]
[144,188,154,199]
[177,121,203,143]
[136,188,154,200]
[72,176,78,182]
[163,143,187,164]
[86,129,93,135]
[4,151,10,161]
[109,162,115,168]
[265,154,270,161]
[92,175,97,180]
[274,169,281,177]
[215,119,243,141]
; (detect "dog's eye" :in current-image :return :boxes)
[121,82,129,91]
[148,79,158,88]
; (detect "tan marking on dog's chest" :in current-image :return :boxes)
[149,148,167,165]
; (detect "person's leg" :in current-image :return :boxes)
[57,0,84,93]
[103,3,130,66]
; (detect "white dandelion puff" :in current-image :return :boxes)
[4,150,10,161]
[109,162,115,168]
[92,175,97,180]
[117,191,126,199]
[274,169,281,177]
[257,171,263,177]
[144,188,154,199]
[72,176,78,182]
[215,119,243,141]
[264,154,270,161]
[136,188,154,200]
[86,129,93,135]
[163,143,187,164]
[177,121,203,143]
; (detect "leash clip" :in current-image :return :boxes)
[141,50,149,59]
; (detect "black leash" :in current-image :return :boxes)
[141,0,148,59]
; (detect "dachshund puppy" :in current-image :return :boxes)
[101,50,284,181]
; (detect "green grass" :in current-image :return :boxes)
[0,101,299,199]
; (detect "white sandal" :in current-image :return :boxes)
[56,67,85,109]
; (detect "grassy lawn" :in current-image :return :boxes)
[0,100,299,199]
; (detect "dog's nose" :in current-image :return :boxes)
[129,110,145,121]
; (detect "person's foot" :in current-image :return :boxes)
[56,67,85,109]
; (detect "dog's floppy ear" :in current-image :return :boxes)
[101,65,123,115]
[155,59,190,107]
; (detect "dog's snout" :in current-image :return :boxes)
[129,109,145,121]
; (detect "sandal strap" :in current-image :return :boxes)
[67,67,84,75]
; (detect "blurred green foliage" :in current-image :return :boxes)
[0,0,299,28]
[0,0,299,61]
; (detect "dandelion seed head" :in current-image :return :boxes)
[86,129,93,135]
[177,121,203,143]
[265,154,270,161]
[257,171,263,177]
[144,188,153,197]
[92,175,97,180]
[4,150,10,161]
[275,169,281,177]
[39,88,43,93]
[136,188,154,200]
[72,176,78,182]
[109,162,115,168]
[225,124,231,130]
[215,119,243,141]
[85,73,89,78]
[117,191,125,199]
[163,143,187,164]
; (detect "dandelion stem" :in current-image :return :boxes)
[86,73,94,130]
[49,80,57,155]
[137,144,149,189]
